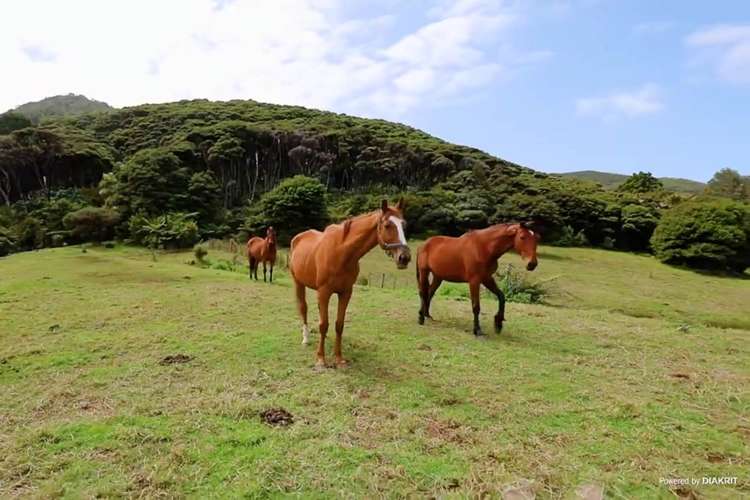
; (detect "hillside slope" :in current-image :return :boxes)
[9,93,113,123]
[560,170,705,193]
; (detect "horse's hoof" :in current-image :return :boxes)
[495,324,503,334]
[475,334,488,340]
[335,358,349,368]
[314,359,327,371]
[418,315,425,325]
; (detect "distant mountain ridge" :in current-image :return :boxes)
[8,93,113,123]
[559,170,706,193]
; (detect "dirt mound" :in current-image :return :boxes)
[159,354,193,365]
[260,408,294,427]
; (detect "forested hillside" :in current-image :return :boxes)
[7,93,113,124]
[560,170,706,193]
[1,97,748,272]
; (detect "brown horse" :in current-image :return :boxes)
[247,226,277,282]
[416,222,539,337]
[290,200,410,368]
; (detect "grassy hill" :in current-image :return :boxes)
[9,93,113,124]
[1,244,747,497]
[559,170,706,193]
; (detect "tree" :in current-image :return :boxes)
[617,171,663,193]
[650,198,750,272]
[0,113,32,135]
[245,175,328,244]
[705,168,749,201]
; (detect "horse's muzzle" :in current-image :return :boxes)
[526,260,538,271]
[396,248,411,269]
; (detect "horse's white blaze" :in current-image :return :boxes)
[301,324,310,345]
[389,216,407,245]
[529,230,535,236]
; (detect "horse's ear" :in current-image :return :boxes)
[396,197,406,210]
[520,221,531,229]
[381,199,388,212]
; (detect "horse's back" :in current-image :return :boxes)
[419,235,472,281]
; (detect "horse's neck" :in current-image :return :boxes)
[483,225,515,260]
[339,212,379,263]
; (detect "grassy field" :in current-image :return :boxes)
[1,244,748,498]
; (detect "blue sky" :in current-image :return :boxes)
[2,0,749,181]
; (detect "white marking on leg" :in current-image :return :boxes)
[389,216,407,245]
[301,324,310,345]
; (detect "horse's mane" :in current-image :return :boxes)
[336,210,380,240]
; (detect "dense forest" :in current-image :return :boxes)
[1,96,748,272]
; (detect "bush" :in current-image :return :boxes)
[129,212,200,249]
[0,226,15,256]
[193,242,208,263]
[63,206,120,242]
[245,175,328,244]
[553,225,589,247]
[495,264,549,304]
[651,198,750,272]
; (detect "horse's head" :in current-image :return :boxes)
[266,226,277,245]
[377,198,411,269]
[513,222,539,271]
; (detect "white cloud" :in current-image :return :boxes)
[576,84,663,120]
[0,0,548,118]
[685,24,750,84]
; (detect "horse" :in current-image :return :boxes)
[247,226,278,282]
[415,222,539,337]
[290,199,410,368]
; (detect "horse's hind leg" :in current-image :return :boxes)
[469,280,485,337]
[248,257,254,279]
[426,277,442,318]
[295,280,310,345]
[482,276,506,333]
[417,266,430,325]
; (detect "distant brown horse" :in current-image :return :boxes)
[247,226,278,282]
[290,200,410,368]
[416,222,539,337]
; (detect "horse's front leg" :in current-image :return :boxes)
[334,289,352,367]
[469,280,485,337]
[263,261,267,282]
[269,264,273,283]
[316,289,331,368]
[482,277,506,333]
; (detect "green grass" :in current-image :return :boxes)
[1,244,748,498]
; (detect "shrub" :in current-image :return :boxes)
[63,206,120,242]
[650,198,750,272]
[193,242,208,263]
[129,212,200,249]
[553,225,589,247]
[0,226,15,256]
[245,175,328,245]
[495,264,549,304]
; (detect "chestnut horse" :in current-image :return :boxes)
[247,226,277,282]
[290,200,410,368]
[416,222,539,337]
